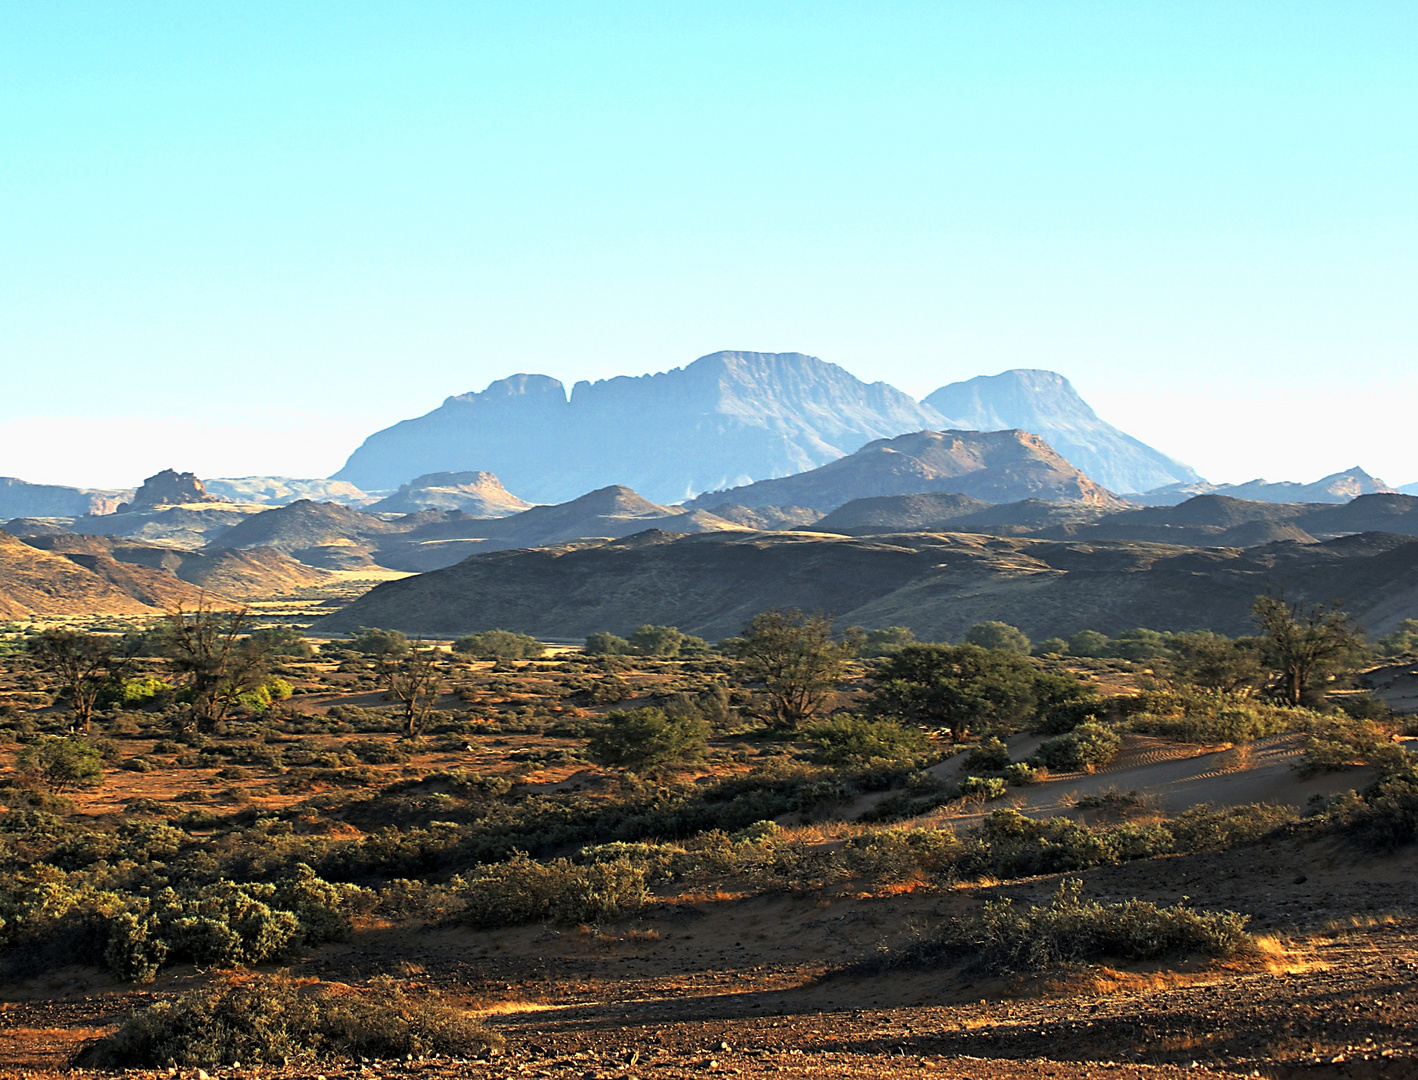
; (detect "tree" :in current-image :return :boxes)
[161,601,270,732]
[728,609,854,730]
[1067,630,1111,658]
[586,707,708,772]
[857,626,916,658]
[345,626,410,658]
[247,626,314,658]
[865,643,1041,740]
[1252,593,1366,707]
[584,632,631,656]
[376,642,444,739]
[26,629,134,733]
[16,736,105,793]
[964,622,1031,655]
[1170,632,1265,695]
[452,630,545,660]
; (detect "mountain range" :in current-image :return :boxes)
[333,352,1201,502]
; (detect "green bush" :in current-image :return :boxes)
[962,736,1010,772]
[461,854,647,927]
[1298,716,1406,778]
[1003,762,1045,785]
[585,707,708,773]
[809,714,929,768]
[628,624,707,657]
[1123,688,1312,744]
[15,737,104,794]
[1033,721,1122,772]
[452,630,545,660]
[959,776,1008,801]
[857,626,916,658]
[928,878,1252,974]
[75,972,501,1067]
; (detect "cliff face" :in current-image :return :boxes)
[923,369,1200,495]
[334,352,946,502]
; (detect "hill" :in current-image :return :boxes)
[334,351,949,502]
[213,500,401,569]
[22,534,330,600]
[685,430,1125,514]
[923,369,1200,494]
[1132,467,1396,506]
[317,527,1418,641]
[372,485,743,572]
[0,530,165,618]
[368,471,531,516]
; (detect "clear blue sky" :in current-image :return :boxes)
[3,2,1415,489]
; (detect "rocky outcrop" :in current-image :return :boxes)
[118,469,226,513]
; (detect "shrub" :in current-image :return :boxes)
[15,737,104,793]
[452,630,545,660]
[1298,716,1406,778]
[461,854,647,928]
[809,714,929,768]
[347,738,409,765]
[628,624,706,658]
[1003,762,1045,785]
[927,878,1253,974]
[866,644,1044,740]
[1067,630,1111,658]
[585,707,708,773]
[1033,721,1122,772]
[962,736,1010,772]
[857,626,916,658]
[75,972,501,1067]
[959,776,1008,801]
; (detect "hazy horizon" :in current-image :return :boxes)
[4,4,1415,489]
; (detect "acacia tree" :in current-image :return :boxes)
[26,629,134,733]
[162,600,270,732]
[377,642,444,739]
[729,609,853,730]
[1252,593,1366,707]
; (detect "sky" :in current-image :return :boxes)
[2,2,1415,490]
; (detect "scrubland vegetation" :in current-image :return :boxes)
[0,594,1415,1070]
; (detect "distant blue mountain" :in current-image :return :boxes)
[922,369,1200,495]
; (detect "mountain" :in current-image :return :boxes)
[1402,482,1418,496]
[316,528,1418,641]
[1132,468,1396,506]
[0,478,130,519]
[922,370,1200,494]
[368,471,531,516]
[333,351,946,502]
[69,505,257,548]
[684,430,1126,514]
[205,476,376,507]
[372,486,743,572]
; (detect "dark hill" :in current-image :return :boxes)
[317,528,1418,641]
[685,430,1125,514]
